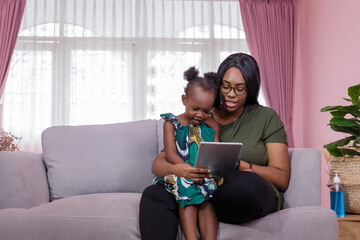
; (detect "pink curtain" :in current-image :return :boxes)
[239,0,295,147]
[0,0,26,98]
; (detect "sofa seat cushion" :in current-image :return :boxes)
[0,193,142,240]
[218,206,338,240]
[0,194,338,240]
[42,120,159,200]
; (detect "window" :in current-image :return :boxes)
[2,0,250,151]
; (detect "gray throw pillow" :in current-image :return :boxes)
[42,120,159,200]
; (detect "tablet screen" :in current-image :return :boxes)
[195,142,242,177]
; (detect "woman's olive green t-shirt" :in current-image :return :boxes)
[216,104,288,210]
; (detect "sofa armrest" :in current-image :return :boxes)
[283,148,321,208]
[0,151,49,209]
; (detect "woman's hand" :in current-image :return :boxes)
[238,160,253,172]
[238,143,290,191]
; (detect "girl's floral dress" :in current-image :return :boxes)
[153,113,216,208]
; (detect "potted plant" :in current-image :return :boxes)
[321,83,360,157]
[321,83,360,214]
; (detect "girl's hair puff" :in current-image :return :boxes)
[183,67,219,99]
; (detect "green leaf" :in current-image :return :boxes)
[323,136,360,157]
[348,84,360,105]
[324,136,354,149]
[330,111,347,118]
[329,124,360,137]
[336,105,360,117]
[340,148,360,156]
[330,118,359,127]
[325,145,343,157]
[355,136,360,144]
[343,98,352,102]
[320,106,342,112]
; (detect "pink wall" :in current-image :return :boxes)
[293,0,360,207]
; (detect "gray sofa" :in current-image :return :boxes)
[0,119,338,240]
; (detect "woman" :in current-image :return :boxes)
[139,53,290,240]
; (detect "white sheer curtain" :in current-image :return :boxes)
[2,0,249,152]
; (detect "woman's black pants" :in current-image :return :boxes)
[139,171,278,240]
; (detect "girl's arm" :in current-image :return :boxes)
[238,143,290,191]
[163,120,186,165]
[152,151,211,183]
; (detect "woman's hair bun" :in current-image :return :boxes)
[183,66,199,82]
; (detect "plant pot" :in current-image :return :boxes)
[328,156,360,214]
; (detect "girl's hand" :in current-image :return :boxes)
[172,163,211,183]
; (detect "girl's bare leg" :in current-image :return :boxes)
[179,204,198,240]
[198,202,218,240]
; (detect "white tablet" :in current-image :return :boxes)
[195,142,243,177]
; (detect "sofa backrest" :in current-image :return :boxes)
[42,120,160,201]
[284,148,321,208]
[41,119,322,208]
[0,151,49,209]
[157,119,165,152]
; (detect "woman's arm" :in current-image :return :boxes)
[239,143,290,191]
[163,120,186,164]
[152,151,211,183]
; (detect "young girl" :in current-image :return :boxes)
[153,67,219,240]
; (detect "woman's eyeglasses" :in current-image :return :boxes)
[220,84,247,96]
